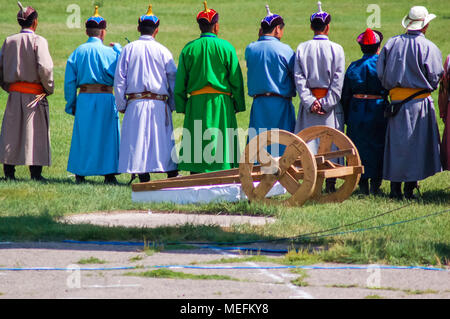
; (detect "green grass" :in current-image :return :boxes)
[0,0,449,267]
[77,257,108,264]
[290,269,310,287]
[364,294,384,299]
[123,268,240,281]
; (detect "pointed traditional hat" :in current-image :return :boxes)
[17,1,37,25]
[139,4,160,27]
[196,1,219,24]
[85,5,107,29]
[310,1,331,26]
[261,5,284,30]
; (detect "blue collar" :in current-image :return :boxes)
[362,53,377,59]
[258,35,280,42]
[20,28,34,34]
[313,35,329,40]
[87,37,103,44]
[200,32,217,38]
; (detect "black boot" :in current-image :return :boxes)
[138,173,150,183]
[104,174,119,185]
[370,178,382,196]
[325,178,337,193]
[389,182,403,200]
[3,164,16,181]
[167,170,180,178]
[359,178,369,195]
[75,175,86,184]
[404,181,418,200]
[30,165,45,181]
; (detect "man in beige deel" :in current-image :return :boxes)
[0,2,54,181]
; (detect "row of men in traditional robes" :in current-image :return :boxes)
[0,2,449,201]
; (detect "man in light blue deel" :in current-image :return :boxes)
[245,5,296,156]
[64,6,122,184]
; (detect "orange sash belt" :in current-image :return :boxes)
[389,87,431,101]
[190,85,231,96]
[9,82,45,95]
[311,88,328,99]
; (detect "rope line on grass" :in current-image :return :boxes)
[0,264,447,272]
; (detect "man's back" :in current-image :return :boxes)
[67,37,118,86]
[178,34,238,92]
[0,32,53,93]
[245,36,295,97]
[117,36,175,94]
[377,32,442,91]
[296,36,344,90]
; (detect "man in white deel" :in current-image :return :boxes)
[294,1,345,193]
[114,5,178,183]
[377,6,443,200]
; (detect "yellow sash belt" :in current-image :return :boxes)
[389,87,430,101]
[190,85,231,96]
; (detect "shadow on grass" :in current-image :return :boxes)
[0,176,131,187]
[417,188,450,206]
[0,213,276,252]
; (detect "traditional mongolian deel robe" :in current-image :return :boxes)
[439,54,450,171]
[294,34,345,155]
[245,35,296,145]
[341,54,388,180]
[64,37,121,176]
[0,29,54,166]
[174,32,246,173]
[114,35,177,174]
[377,30,443,182]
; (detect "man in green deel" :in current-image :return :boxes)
[174,1,245,174]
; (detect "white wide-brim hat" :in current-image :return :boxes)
[402,6,436,30]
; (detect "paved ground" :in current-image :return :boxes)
[63,211,276,228]
[0,212,449,301]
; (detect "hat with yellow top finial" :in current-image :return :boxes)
[85,5,107,29]
[196,1,219,25]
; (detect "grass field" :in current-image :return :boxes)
[0,0,449,266]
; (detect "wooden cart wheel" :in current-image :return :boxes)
[296,126,362,203]
[239,129,317,206]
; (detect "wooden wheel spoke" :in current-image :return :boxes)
[297,126,362,204]
[257,148,276,166]
[278,171,301,195]
[317,133,334,154]
[278,143,301,173]
[252,174,278,199]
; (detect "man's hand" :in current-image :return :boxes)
[310,100,326,115]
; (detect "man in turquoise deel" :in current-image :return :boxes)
[245,5,296,156]
[64,6,122,184]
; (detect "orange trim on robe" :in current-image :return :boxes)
[389,87,431,101]
[190,85,231,96]
[311,88,328,99]
[9,82,45,95]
